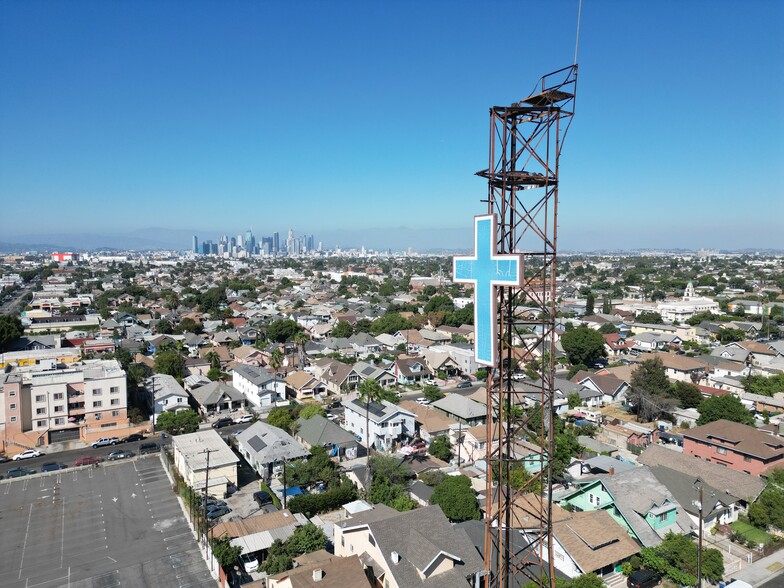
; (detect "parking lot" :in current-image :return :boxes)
[0,456,214,588]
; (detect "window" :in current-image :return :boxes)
[35,394,46,402]
[341,536,345,547]
[10,416,17,422]
[54,405,63,413]
[36,408,46,415]
[36,420,46,428]
[9,390,15,396]
[10,403,17,410]
[589,493,595,505]
[93,388,102,396]
[53,393,63,400]
[112,410,120,417]
[657,512,668,523]
[110,386,120,394]
[716,446,727,455]
[744,456,752,462]
[110,399,120,406]
[55,418,65,425]
[93,401,103,408]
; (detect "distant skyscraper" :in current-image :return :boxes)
[192,235,198,253]
[273,232,279,253]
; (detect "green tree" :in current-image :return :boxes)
[267,406,295,432]
[299,404,326,420]
[424,295,454,314]
[331,320,353,338]
[155,319,173,334]
[267,319,302,343]
[748,468,784,531]
[156,409,201,435]
[209,535,242,567]
[154,349,184,378]
[598,322,618,334]
[368,454,413,487]
[370,312,413,336]
[570,574,605,588]
[422,385,444,402]
[602,296,611,315]
[742,374,784,397]
[430,475,480,522]
[672,381,703,409]
[260,539,293,574]
[428,435,453,461]
[567,392,581,409]
[636,311,664,324]
[560,327,607,367]
[627,357,675,422]
[285,523,328,558]
[176,317,201,334]
[0,315,23,351]
[585,292,595,316]
[718,327,746,344]
[696,395,754,426]
[293,331,309,368]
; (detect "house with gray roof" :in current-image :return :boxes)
[430,394,486,426]
[295,414,357,461]
[342,398,415,452]
[334,504,483,587]
[354,360,396,389]
[145,373,190,424]
[557,466,691,548]
[235,421,310,482]
[189,381,246,415]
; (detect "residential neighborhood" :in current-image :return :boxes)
[1,248,784,588]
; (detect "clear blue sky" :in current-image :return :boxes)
[1,0,782,251]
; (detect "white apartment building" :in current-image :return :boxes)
[232,364,284,408]
[341,398,415,452]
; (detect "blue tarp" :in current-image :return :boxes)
[283,486,304,497]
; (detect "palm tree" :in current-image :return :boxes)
[293,331,308,369]
[357,378,383,491]
[269,347,284,401]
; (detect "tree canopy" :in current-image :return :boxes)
[627,357,676,422]
[428,435,453,461]
[0,315,23,352]
[749,468,784,531]
[696,394,754,426]
[156,409,201,435]
[636,311,664,324]
[266,319,302,343]
[430,475,480,522]
[422,384,444,402]
[331,320,353,338]
[742,374,784,397]
[560,327,607,366]
[154,348,185,378]
[370,312,412,336]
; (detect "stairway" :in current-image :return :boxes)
[602,571,627,588]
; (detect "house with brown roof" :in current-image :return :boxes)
[311,358,361,395]
[268,553,371,588]
[399,400,457,443]
[629,352,708,384]
[393,355,432,385]
[682,419,784,476]
[285,370,327,401]
[574,372,630,405]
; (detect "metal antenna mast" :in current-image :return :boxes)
[478,64,577,588]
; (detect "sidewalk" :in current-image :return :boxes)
[725,548,784,587]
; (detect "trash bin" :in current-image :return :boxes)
[161,432,167,440]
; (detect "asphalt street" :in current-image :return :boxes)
[0,455,213,588]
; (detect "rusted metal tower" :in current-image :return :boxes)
[478,65,577,588]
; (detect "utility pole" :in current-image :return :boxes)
[694,478,704,588]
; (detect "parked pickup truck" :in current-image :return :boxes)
[74,455,102,467]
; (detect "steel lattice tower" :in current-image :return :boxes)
[477,65,577,588]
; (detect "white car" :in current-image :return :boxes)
[91,437,120,448]
[235,414,254,424]
[13,449,43,461]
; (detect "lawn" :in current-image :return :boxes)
[732,520,772,545]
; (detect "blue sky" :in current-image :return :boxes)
[1,0,782,251]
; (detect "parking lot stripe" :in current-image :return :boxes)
[17,503,33,579]
[60,491,65,568]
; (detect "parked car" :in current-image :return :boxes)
[627,569,661,588]
[239,552,259,574]
[138,443,160,455]
[13,449,43,461]
[107,450,135,461]
[121,433,145,443]
[253,490,273,508]
[91,437,120,448]
[206,505,231,520]
[212,417,234,429]
[7,467,35,478]
[41,462,67,472]
[74,455,101,467]
[456,380,472,389]
[234,414,254,424]
[0,455,9,464]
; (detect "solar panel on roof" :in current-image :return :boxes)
[248,435,267,452]
[367,402,386,417]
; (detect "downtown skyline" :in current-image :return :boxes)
[1,1,782,252]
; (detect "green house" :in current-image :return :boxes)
[557,468,684,547]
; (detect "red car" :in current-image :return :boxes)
[74,455,101,467]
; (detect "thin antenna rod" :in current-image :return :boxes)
[574,0,583,65]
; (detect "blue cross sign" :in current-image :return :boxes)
[453,214,522,367]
